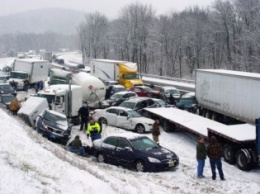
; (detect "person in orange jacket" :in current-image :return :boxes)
[9,96,20,115]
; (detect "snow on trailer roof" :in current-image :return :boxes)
[15,58,48,63]
[198,69,260,79]
[145,107,256,142]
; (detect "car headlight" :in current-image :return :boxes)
[148,157,161,163]
[42,121,48,129]
[145,123,153,126]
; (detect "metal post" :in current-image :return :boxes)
[68,75,72,121]
[257,118,260,167]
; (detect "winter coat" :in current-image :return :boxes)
[169,95,176,106]
[78,106,89,121]
[69,138,82,149]
[196,142,207,160]
[9,98,20,111]
[152,122,160,136]
[86,122,101,136]
[207,136,223,159]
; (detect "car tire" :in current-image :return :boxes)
[135,160,145,172]
[99,117,108,125]
[97,153,105,163]
[135,124,145,133]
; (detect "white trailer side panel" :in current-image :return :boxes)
[91,59,120,81]
[196,69,260,124]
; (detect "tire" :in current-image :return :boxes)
[236,149,253,171]
[97,153,105,163]
[99,117,108,125]
[135,160,145,172]
[205,111,211,119]
[135,124,145,134]
[223,144,235,164]
[163,120,176,132]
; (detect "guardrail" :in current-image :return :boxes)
[140,73,195,84]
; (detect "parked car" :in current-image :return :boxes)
[176,92,198,113]
[106,91,138,106]
[130,86,160,98]
[152,98,175,108]
[0,83,16,95]
[0,74,9,83]
[0,94,16,108]
[35,109,71,144]
[93,134,179,172]
[91,106,154,133]
[159,86,181,100]
[119,97,158,115]
[110,85,127,96]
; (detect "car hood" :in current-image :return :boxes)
[139,147,178,161]
[132,117,154,124]
[44,119,69,131]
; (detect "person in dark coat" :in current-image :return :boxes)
[78,103,89,131]
[207,136,225,180]
[23,79,29,92]
[105,86,112,100]
[169,93,176,106]
[67,135,87,157]
[196,136,207,178]
[152,118,160,143]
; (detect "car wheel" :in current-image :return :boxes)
[135,160,145,172]
[97,153,105,163]
[135,124,145,133]
[99,117,108,125]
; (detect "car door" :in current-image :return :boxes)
[105,108,118,126]
[117,110,131,129]
[135,100,147,114]
[114,138,135,167]
[101,137,117,163]
[134,87,143,97]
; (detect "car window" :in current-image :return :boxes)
[126,93,135,98]
[134,88,141,92]
[119,102,135,109]
[147,99,155,106]
[106,108,118,115]
[117,138,130,149]
[130,137,159,150]
[118,110,128,117]
[136,101,147,110]
[103,137,117,147]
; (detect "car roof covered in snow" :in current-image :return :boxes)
[112,91,135,95]
[112,85,125,88]
[121,97,150,103]
[107,132,145,140]
[106,106,134,112]
[45,109,67,118]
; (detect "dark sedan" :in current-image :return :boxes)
[131,86,160,98]
[0,83,16,95]
[35,109,71,144]
[93,135,179,172]
[0,94,16,108]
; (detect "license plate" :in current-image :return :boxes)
[168,161,175,167]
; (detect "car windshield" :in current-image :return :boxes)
[0,85,12,91]
[10,72,28,79]
[0,95,15,103]
[110,93,122,100]
[178,98,196,105]
[51,78,67,85]
[122,74,139,80]
[127,110,141,118]
[0,76,6,80]
[119,101,135,109]
[155,99,167,106]
[37,94,55,104]
[114,87,126,93]
[130,137,159,150]
[43,111,67,125]
[142,87,153,92]
[165,89,180,95]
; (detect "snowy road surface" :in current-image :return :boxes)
[0,108,259,194]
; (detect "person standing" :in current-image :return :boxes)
[196,136,207,178]
[9,94,20,115]
[169,93,176,106]
[23,79,29,92]
[86,118,101,142]
[152,118,160,143]
[67,135,87,157]
[207,136,225,180]
[78,103,89,131]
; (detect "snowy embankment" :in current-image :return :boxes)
[0,108,260,194]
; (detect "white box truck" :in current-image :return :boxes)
[17,96,49,127]
[37,85,82,124]
[196,69,260,124]
[10,58,49,90]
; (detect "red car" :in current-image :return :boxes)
[131,86,160,98]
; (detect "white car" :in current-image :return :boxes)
[91,107,154,133]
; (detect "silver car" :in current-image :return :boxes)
[91,106,154,133]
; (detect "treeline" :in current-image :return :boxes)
[0,32,77,56]
[78,0,260,79]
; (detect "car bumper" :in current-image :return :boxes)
[37,127,70,142]
[147,159,179,172]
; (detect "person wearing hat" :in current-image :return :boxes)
[86,118,101,142]
[67,135,87,157]
[78,102,89,131]
[196,136,207,178]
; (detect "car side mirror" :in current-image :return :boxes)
[125,147,133,152]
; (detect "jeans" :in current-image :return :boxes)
[68,146,87,157]
[91,133,101,142]
[197,159,205,177]
[209,158,224,179]
[23,84,29,92]
[80,118,88,131]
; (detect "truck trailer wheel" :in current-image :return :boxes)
[223,145,235,164]
[236,149,253,171]
[163,120,176,132]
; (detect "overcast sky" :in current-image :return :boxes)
[1,0,214,18]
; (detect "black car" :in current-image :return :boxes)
[0,83,16,95]
[0,94,16,108]
[106,91,138,106]
[93,135,179,172]
[35,109,71,144]
[176,92,198,113]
